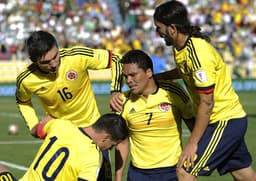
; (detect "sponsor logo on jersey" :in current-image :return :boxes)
[159,102,171,112]
[129,108,136,114]
[203,166,210,171]
[66,70,77,81]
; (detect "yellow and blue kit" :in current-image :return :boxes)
[16,46,122,130]
[20,119,102,181]
[121,81,194,180]
[174,37,251,176]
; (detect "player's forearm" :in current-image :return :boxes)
[154,68,181,80]
[189,94,213,144]
[17,103,39,132]
[114,138,129,181]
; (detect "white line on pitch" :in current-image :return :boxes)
[0,140,42,144]
[0,161,28,171]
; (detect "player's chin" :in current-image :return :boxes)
[130,87,139,94]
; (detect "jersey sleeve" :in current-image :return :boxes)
[109,51,123,92]
[16,77,39,131]
[77,150,101,181]
[88,48,123,92]
[120,91,130,120]
[191,42,217,94]
[78,164,99,181]
[67,46,123,92]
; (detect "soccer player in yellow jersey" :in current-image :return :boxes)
[114,50,195,181]
[153,0,256,180]
[0,113,129,181]
[15,30,123,181]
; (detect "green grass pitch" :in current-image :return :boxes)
[0,92,255,181]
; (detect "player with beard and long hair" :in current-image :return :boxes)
[153,1,256,180]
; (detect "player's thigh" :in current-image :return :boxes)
[231,166,256,181]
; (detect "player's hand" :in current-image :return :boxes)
[177,141,197,171]
[110,92,123,113]
[31,115,55,139]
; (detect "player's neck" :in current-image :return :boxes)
[176,34,189,51]
[142,80,158,98]
[83,127,95,142]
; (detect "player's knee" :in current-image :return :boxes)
[231,166,256,181]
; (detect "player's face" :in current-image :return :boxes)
[123,63,152,95]
[154,20,174,46]
[37,45,60,74]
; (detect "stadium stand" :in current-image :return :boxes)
[0,0,255,83]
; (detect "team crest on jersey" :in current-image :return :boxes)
[66,70,77,81]
[159,102,171,112]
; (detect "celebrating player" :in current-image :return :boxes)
[114,50,195,181]
[153,0,256,180]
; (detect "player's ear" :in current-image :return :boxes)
[146,68,153,78]
[101,133,111,142]
[167,24,177,35]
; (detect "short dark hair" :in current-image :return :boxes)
[26,30,58,62]
[121,49,153,72]
[92,113,129,141]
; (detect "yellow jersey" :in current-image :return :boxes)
[121,81,194,169]
[16,46,122,130]
[20,119,102,181]
[174,37,245,123]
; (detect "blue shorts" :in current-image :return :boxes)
[128,162,177,181]
[98,150,112,181]
[185,116,252,176]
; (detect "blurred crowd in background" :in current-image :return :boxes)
[0,0,256,78]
